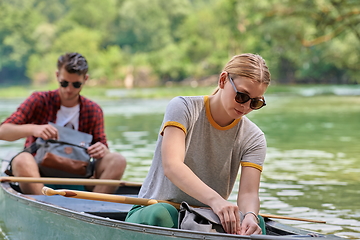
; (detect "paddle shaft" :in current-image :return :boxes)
[42,187,180,209]
[0,177,142,187]
[41,187,325,223]
[259,213,326,223]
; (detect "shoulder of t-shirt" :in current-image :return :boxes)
[240,115,264,135]
[170,95,205,106]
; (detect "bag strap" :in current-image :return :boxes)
[44,139,88,150]
[22,139,88,155]
[23,141,41,154]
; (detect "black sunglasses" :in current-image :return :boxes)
[228,74,266,110]
[59,80,83,89]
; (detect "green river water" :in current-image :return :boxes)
[0,87,359,239]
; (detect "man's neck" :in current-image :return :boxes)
[61,97,80,108]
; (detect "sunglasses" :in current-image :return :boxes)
[228,74,266,110]
[59,80,83,89]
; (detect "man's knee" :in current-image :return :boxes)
[106,152,127,169]
[12,152,37,169]
[11,152,39,177]
[94,152,126,179]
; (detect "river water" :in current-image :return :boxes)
[0,88,359,239]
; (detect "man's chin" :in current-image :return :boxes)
[61,93,79,102]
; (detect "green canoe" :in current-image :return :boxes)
[0,181,344,240]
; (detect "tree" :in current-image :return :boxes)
[235,0,360,83]
[0,0,44,84]
[116,0,190,53]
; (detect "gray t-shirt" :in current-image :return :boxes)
[139,96,266,207]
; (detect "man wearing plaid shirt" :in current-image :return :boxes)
[0,52,127,194]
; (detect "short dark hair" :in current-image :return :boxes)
[57,52,88,75]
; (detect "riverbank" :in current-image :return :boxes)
[1,84,360,99]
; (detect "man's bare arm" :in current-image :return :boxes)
[0,123,58,141]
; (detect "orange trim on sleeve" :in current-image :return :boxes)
[241,162,263,172]
[160,121,187,136]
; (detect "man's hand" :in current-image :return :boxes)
[33,124,58,140]
[87,142,109,159]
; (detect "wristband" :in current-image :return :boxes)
[244,211,260,223]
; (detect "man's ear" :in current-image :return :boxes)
[56,70,59,78]
[218,71,228,89]
[84,74,89,82]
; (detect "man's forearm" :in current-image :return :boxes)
[0,123,34,141]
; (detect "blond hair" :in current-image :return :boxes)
[213,53,271,94]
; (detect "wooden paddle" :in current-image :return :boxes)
[42,187,181,209]
[42,187,325,223]
[257,213,325,223]
[0,176,142,187]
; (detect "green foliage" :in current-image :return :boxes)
[0,0,45,83]
[66,0,118,30]
[90,45,127,85]
[0,0,359,86]
[116,0,190,52]
[26,53,58,85]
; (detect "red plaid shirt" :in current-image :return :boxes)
[2,89,108,148]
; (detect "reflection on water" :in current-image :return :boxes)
[299,86,360,97]
[0,94,359,239]
[261,147,360,237]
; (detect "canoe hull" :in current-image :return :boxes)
[0,182,343,240]
[0,183,204,240]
